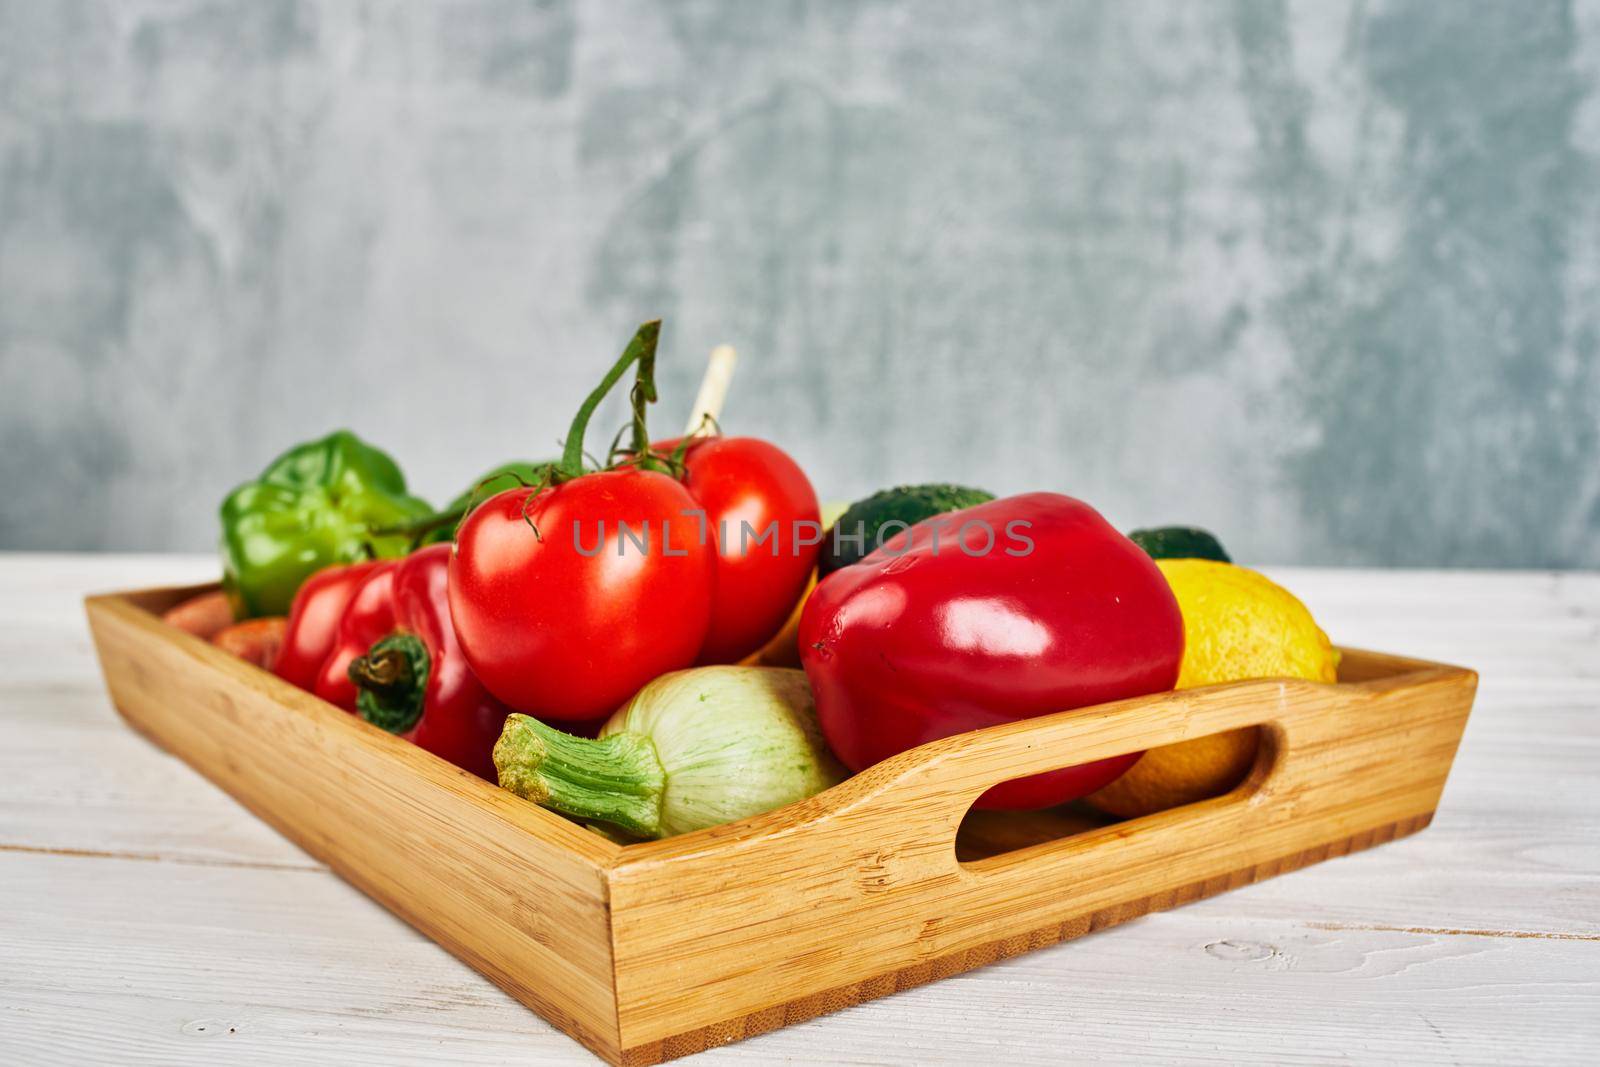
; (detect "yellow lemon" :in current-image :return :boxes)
[1086,558,1339,819]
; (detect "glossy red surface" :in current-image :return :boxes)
[273,559,387,691]
[673,436,821,664]
[799,492,1184,809]
[386,544,511,780]
[449,468,715,721]
[310,562,399,713]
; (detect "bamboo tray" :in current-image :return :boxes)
[86,583,1476,1064]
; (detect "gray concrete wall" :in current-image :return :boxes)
[2,0,1596,567]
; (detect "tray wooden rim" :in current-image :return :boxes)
[86,582,1475,874]
[89,583,623,869]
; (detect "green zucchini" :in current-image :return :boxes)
[1126,525,1232,563]
[820,484,995,575]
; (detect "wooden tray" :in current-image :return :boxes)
[86,583,1476,1064]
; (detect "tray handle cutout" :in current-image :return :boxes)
[831,678,1313,877]
[953,722,1282,867]
[796,650,1458,846]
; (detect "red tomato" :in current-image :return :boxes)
[670,436,821,664]
[449,468,715,721]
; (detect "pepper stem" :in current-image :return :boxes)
[368,463,555,546]
[368,505,470,542]
[492,713,667,839]
[350,633,429,734]
[557,321,662,481]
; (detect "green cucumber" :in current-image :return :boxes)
[1126,525,1231,563]
[820,484,995,575]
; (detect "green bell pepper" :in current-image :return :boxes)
[220,430,433,617]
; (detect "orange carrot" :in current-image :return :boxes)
[212,617,287,672]
[161,590,234,640]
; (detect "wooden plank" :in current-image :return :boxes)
[4,849,1595,1066]
[2,684,328,870]
[0,851,594,1067]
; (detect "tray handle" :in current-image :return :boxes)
[630,653,1473,886]
[829,677,1318,845]
[639,676,1336,867]
[808,652,1468,837]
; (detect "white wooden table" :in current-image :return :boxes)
[2,554,1596,1065]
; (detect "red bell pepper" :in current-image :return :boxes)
[344,544,511,779]
[274,560,389,691]
[798,492,1184,810]
[311,561,400,713]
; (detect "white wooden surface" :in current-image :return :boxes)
[1,554,1596,1065]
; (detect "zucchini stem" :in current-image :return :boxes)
[493,714,667,839]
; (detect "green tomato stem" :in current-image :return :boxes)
[368,504,470,541]
[558,321,662,481]
[493,714,667,839]
[627,335,668,473]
